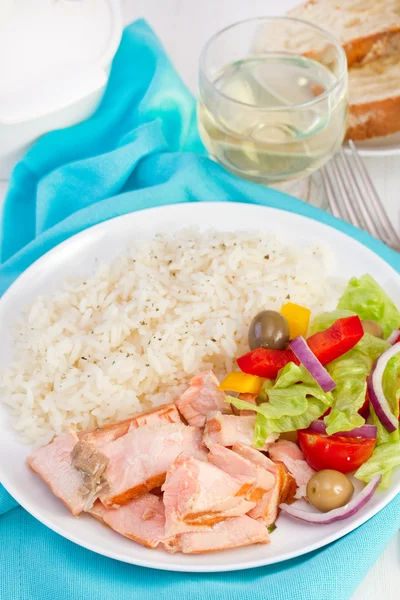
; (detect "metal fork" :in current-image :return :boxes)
[321,141,400,252]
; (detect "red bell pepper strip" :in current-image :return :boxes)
[307,315,364,363]
[236,347,298,379]
[237,316,364,379]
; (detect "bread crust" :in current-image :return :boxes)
[344,28,400,67]
[288,0,400,66]
[346,95,400,140]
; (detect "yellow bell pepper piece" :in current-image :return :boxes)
[281,302,311,339]
[218,372,264,394]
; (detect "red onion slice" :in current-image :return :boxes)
[367,342,400,433]
[279,475,381,524]
[309,420,377,439]
[289,335,336,392]
[387,329,400,345]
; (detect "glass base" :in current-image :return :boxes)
[209,154,328,209]
[270,170,327,209]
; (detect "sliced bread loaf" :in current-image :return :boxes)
[288,0,400,66]
[347,54,400,140]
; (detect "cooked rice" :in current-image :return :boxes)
[0,229,341,445]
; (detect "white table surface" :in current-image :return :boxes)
[1,1,399,598]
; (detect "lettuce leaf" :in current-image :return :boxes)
[355,440,400,488]
[253,398,329,448]
[256,378,274,404]
[370,406,399,446]
[311,275,399,437]
[310,308,389,433]
[367,355,400,486]
[382,353,400,420]
[228,363,333,448]
[371,354,400,443]
[323,333,389,434]
[337,274,400,338]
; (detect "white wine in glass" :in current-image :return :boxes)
[198,17,348,187]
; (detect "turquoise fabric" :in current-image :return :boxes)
[0,20,399,600]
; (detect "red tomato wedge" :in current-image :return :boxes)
[237,316,364,379]
[297,429,376,473]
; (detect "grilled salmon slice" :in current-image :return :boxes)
[269,440,315,499]
[232,443,296,526]
[247,466,285,525]
[80,403,182,447]
[88,500,108,522]
[162,454,256,536]
[203,412,278,449]
[88,494,179,551]
[27,404,184,516]
[178,515,270,553]
[207,443,275,502]
[176,371,229,428]
[91,422,207,508]
[27,431,88,516]
[89,498,269,555]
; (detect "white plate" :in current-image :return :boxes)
[0,202,399,572]
[344,132,400,158]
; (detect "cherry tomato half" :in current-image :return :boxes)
[298,429,376,474]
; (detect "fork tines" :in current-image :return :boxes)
[322,141,400,252]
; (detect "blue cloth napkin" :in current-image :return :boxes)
[0,20,399,600]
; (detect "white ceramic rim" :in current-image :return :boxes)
[97,0,123,68]
[344,136,400,157]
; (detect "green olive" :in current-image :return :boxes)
[248,310,290,351]
[362,319,384,339]
[306,470,354,513]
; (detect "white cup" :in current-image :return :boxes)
[0,0,122,178]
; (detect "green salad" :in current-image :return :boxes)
[225,274,400,500]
